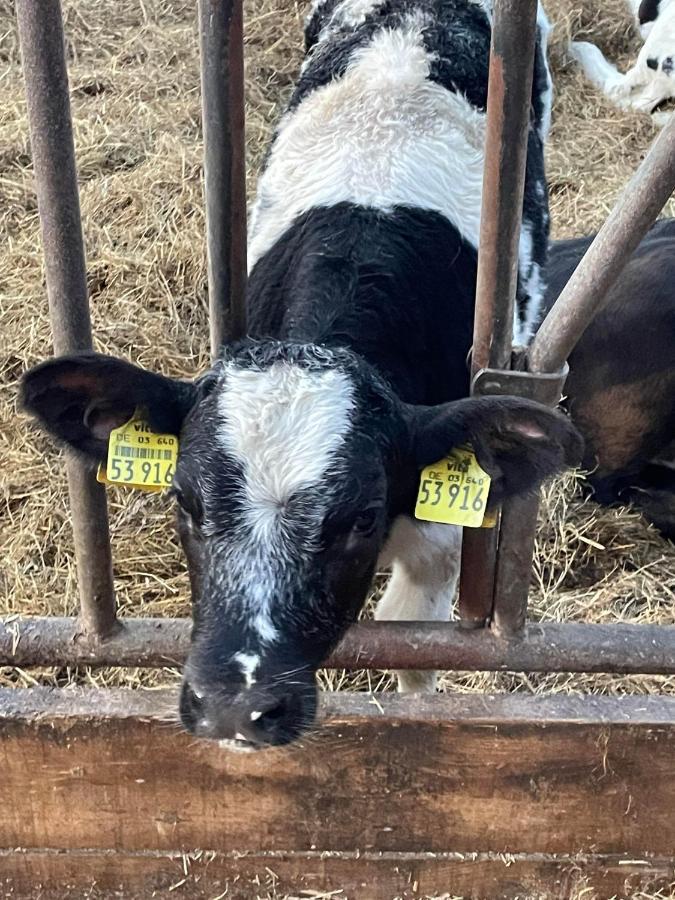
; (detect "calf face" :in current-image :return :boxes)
[21,345,582,749]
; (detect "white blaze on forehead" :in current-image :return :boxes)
[216,362,355,643]
[218,362,355,511]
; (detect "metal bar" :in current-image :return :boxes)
[529,115,675,375]
[491,494,539,635]
[2,617,675,674]
[469,365,570,636]
[459,0,539,627]
[471,0,539,373]
[457,527,499,627]
[199,0,248,358]
[15,0,117,639]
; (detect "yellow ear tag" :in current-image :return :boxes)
[96,417,178,493]
[415,444,492,528]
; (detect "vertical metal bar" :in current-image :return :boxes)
[15,0,117,638]
[457,526,499,628]
[490,494,539,635]
[529,115,675,376]
[458,0,539,628]
[471,0,539,374]
[199,0,248,359]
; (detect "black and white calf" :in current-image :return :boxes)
[570,0,675,122]
[22,0,581,749]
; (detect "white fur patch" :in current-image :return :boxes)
[217,363,355,641]
[248,14,487,268]
[219,362,355,513]
[233,652,260,687]
[536,4,554,140]
[376,516,462,691]
[334,0,385,26]
[516,222,544,344]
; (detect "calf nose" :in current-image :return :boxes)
[180,678,316,748]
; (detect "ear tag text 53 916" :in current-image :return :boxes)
[96,417,178,492]
[415,445,493,528]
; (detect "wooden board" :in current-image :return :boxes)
[2,848,675,899]
[1,688,675,898]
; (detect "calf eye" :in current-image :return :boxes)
[352,507,379,535]
[170,486,204,531]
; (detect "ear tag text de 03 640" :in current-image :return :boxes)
[96,417,178,493]
[415,445,493,528]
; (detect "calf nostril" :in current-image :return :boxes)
[249,697,288,735]
[182,682,205,718]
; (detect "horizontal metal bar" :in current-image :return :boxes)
[2,617,674,675]
[529,113,675,375]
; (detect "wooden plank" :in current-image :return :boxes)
[2,849,674,899]
[1,688,675,858]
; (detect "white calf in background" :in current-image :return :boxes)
[570,0,675,122]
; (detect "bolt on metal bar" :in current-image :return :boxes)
[529,114,675,375]
[2,617,675,675]
[15,0,117,639]
[459,0,539,628]
[199,0,248,359]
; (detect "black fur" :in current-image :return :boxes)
[542,218,675,539]
[247,203,478,404]
[638,0,660,25]
[299,0,495,112]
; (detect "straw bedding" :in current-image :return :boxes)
[0,0,673,705]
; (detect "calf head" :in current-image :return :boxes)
[21,342,582,749]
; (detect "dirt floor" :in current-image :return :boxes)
[1,0,675,897]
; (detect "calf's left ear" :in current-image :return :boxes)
[407,396,583,502]
[20,352,198,462]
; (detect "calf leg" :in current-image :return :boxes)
[570,41,674,116]
[570,41,639,106]
[375,517,461,692]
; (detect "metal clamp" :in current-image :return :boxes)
[471,354,569,408]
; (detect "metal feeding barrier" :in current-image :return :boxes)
[5,0,675,676]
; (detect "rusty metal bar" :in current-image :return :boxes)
[459,0,539,627]
[491,494,539,635]
[199,0,248,358]
[471,0,539,373]
[2,617,675,674]
[15,0,117,639]
[529,114,675,375]
[469,364,569,636]
[457,527,499,628]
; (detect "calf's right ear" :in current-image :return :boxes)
[20,352,198,462]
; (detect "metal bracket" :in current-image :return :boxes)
[471,353,569,408]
